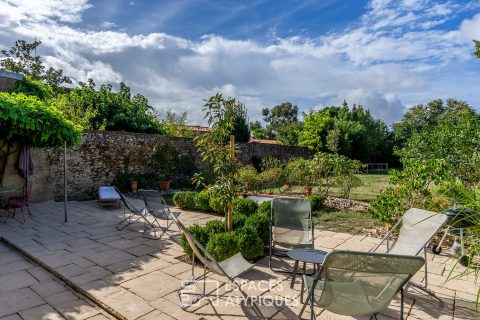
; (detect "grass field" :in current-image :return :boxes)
[313,209,376,234]
[261,173,390,202]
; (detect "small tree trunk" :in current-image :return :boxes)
[227,135,235,231]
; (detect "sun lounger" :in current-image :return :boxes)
[98,186,121,208]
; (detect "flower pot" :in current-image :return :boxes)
[159,180,171,190]
[131,181,138,194]
[304,185,313,196]
[243,181,249,192]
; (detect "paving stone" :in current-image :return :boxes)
[0,314,23,320]
[18,303,64,320]
[30,279,67,297]
[0,287,44,318]
[121,270,180,301]
[45,290,82,306]
[0,270,39,293]
[100,289,154,320]
[85,249,136,267]
[54,299,101,320]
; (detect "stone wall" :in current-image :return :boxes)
[2,131,313,202]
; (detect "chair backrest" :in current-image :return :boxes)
[271,197,313,247]
[388,208,447,255]
[113,187,140,213]
[138,189,168,214]
[315,250,424,316]
[168,213,225,276]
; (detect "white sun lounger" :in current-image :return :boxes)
[98,186,121,208]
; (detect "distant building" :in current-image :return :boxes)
[0,70,23,92]
[177,125,212,135]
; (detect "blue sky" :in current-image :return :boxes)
[0,0,479,124]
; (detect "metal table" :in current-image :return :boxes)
[288,248,327,302]
[0,186,20,223]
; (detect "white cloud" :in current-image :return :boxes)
[0,0,479,125]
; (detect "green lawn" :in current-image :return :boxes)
[313,209,376,234]
[261,173,390,202]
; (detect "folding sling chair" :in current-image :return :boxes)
[138,189,181,236]
[114,187,158,239]
[269,197,314,272]
[300,250,425,320]
[371,208,448,302]
[169,213,263,318]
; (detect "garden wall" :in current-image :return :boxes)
[2,131,313,202]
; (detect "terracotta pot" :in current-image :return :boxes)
[304,185,313,196]
[159,180,171,190]
[131,181,138,194]
[243,181,249,192]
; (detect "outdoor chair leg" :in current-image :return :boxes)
[400,287,404,320]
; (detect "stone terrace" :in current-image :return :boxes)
[0,200,478,319]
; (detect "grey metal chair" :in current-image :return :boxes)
[269,197,314,272]
[114,187,156,238]
[138,189,181,237]
[371,208,448,302]
[300,250,425,320]
[169,213,263,318]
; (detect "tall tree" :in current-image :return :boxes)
[474,40,480,58]
[262,102,300,144]
[1,40,72,92]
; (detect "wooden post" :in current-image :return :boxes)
[227,135,235,231]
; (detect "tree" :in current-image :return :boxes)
[232,103,250,143]
[262,102,301,143]
[1,40,72,92]
[298,110,333,151]
[474,40,480,58]
[0,92,83,182]
[163,111,192,137]
[369,99,480,223]
[193,93,242,231]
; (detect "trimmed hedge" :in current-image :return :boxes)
[232,198,258,216]
[257,200,271,216]
[236,226,264,260]
[206,232,238,262]
[307,194,326,211]
[194,190,211,211]
[232,213,247,229]
[173,191,197,209]
[179,224,209,257]
[244,213,270,246]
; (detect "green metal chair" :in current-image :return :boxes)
[371,208,448,302]
[300,250,425,320]
[269,197,314,272]
[169,213,264,318]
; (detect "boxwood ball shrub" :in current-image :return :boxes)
[232,213,247,229]
[232,198,258,216]
[244,213,270,246]
[194,190,210,211]
[206,232,238,262]
[204,220,225,234]
[236,226,264,260]
[173,191,197,209]
[180,224,209,257]
[307,194,326,211]
[209,194,224,214]
[257,200,271,216]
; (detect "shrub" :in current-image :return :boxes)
[244,213,270,246]
[232,213,247,229]
[257,201,271,216]
[180,224,209,257]
[232,198,258,216]
[209,194,225,214]
[194,190,211,211]
[206,232,239,262]
[205,220,225,234]
[173,191,197,209]
[236,226,264,260]
[307,194,326,211]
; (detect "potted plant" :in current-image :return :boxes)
[131,180,138,193]
[159,172,171,190]
[238,165,257,192]
[285,158,316,195]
